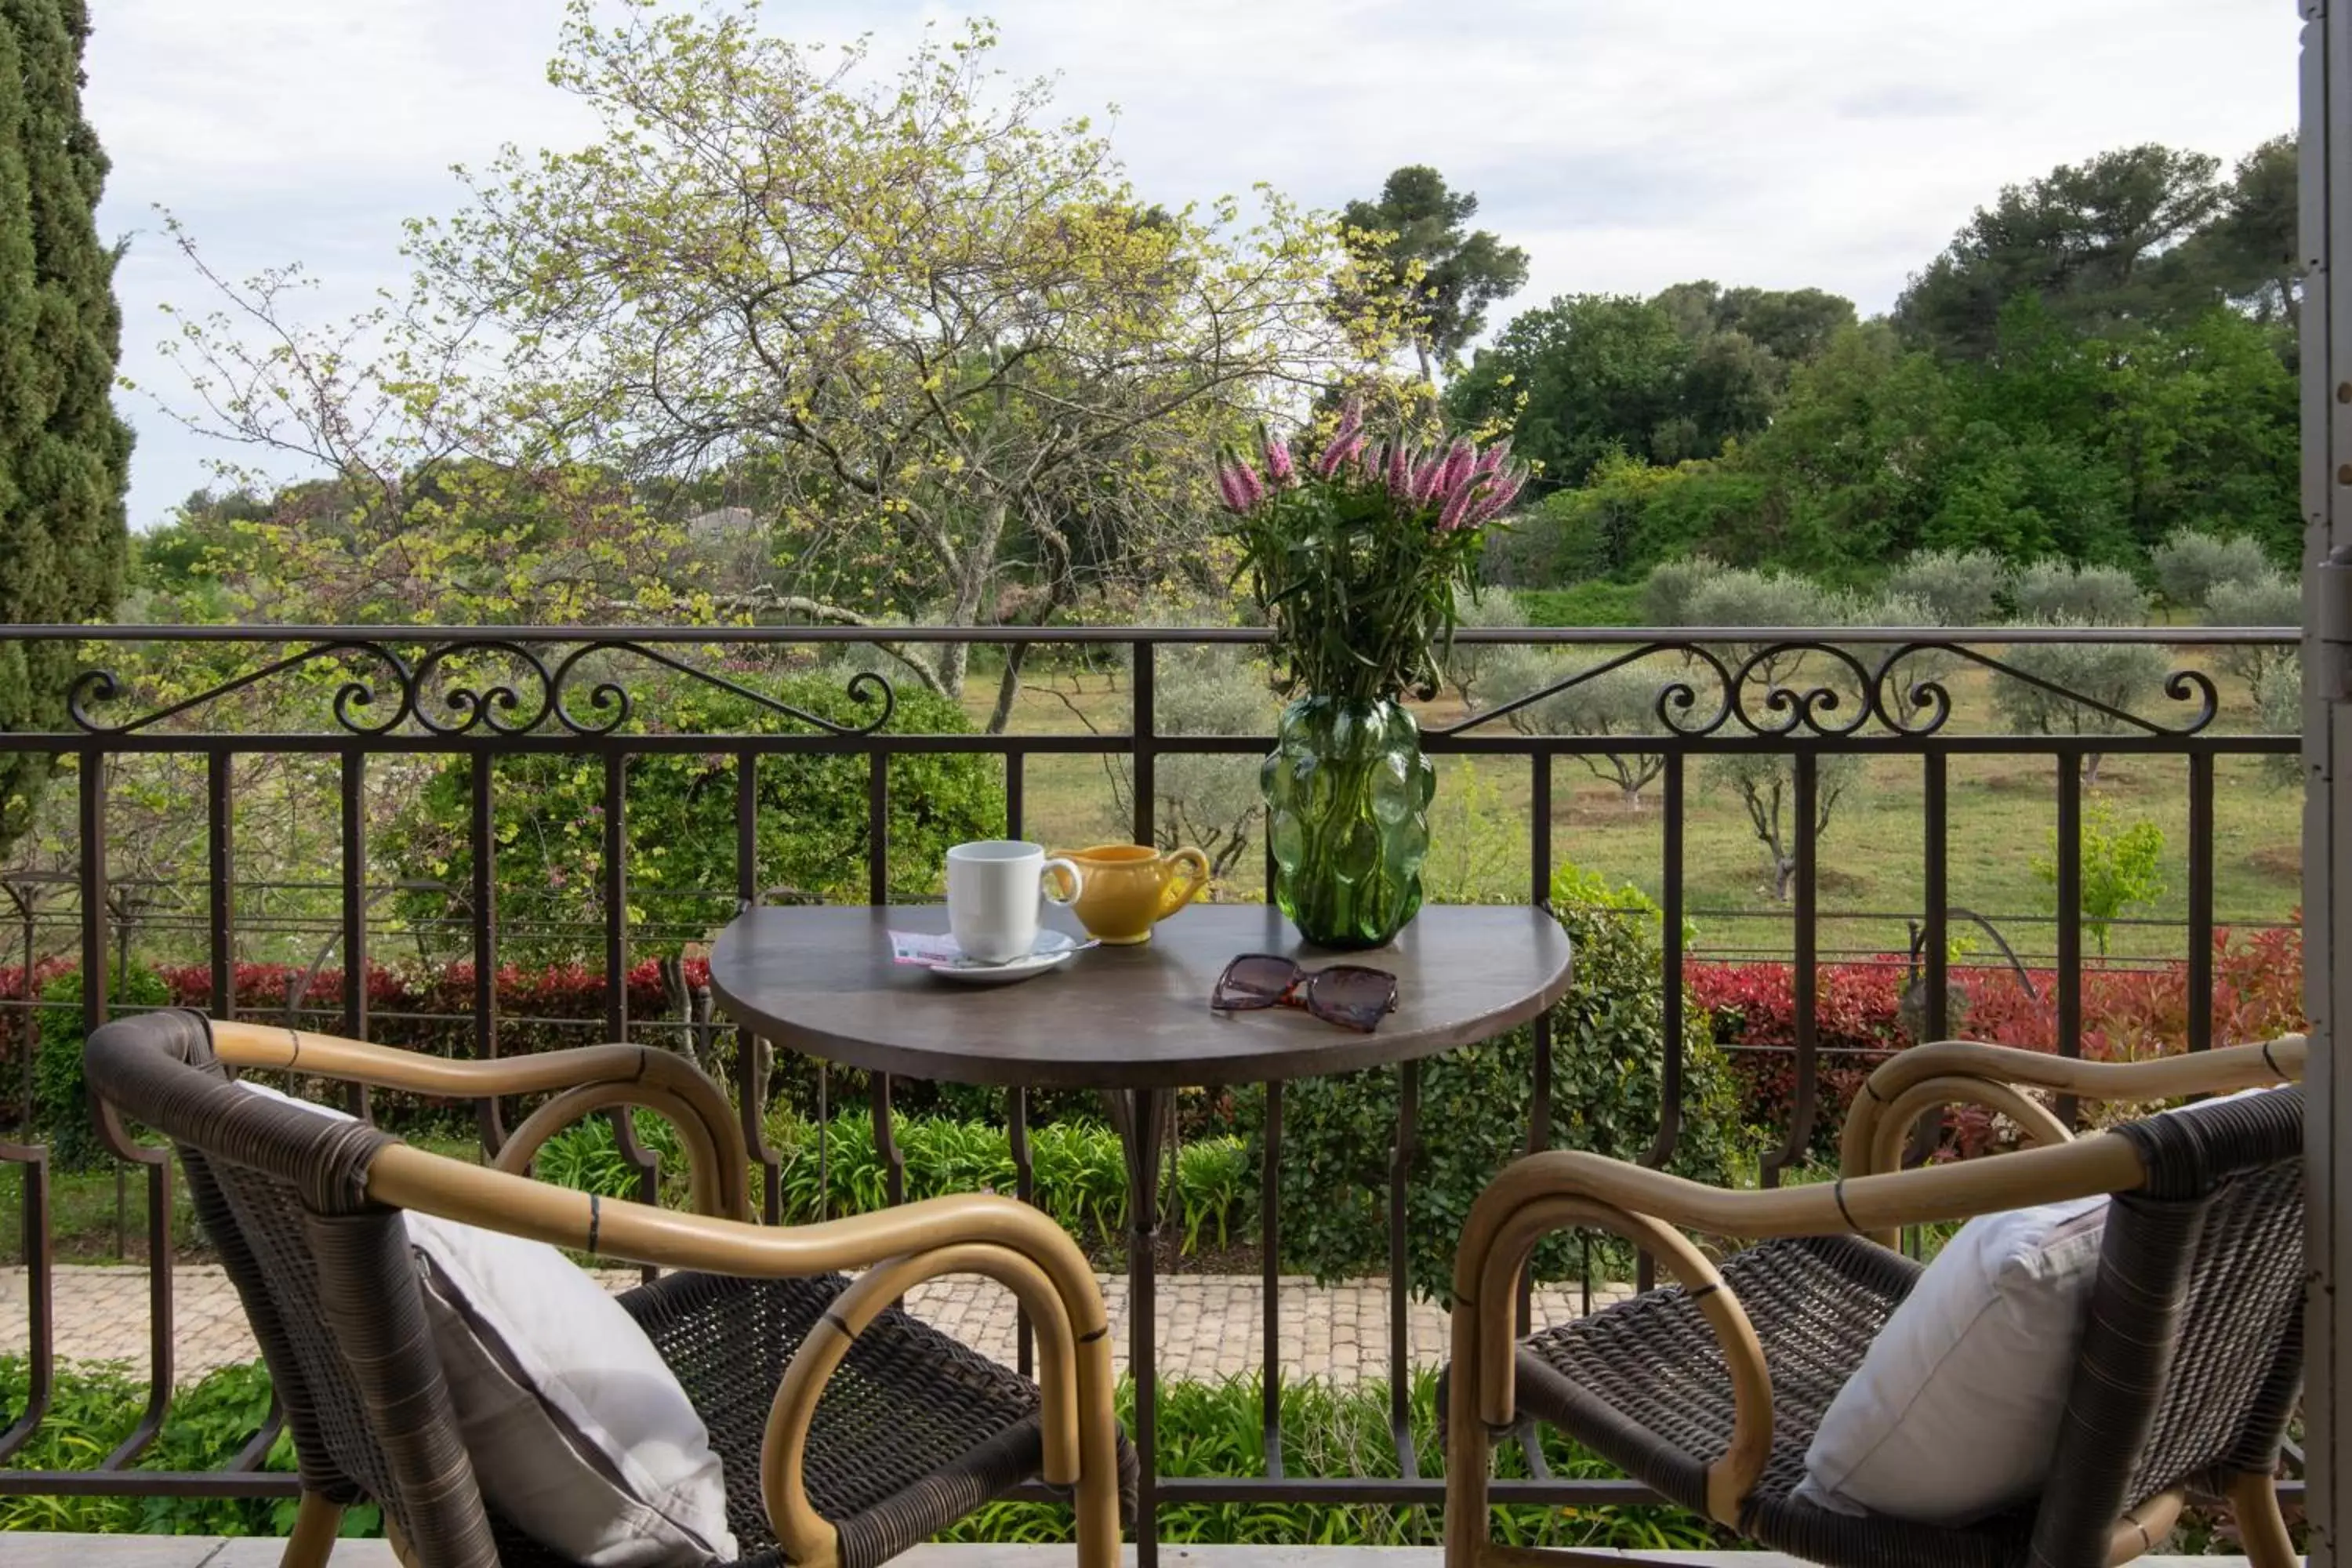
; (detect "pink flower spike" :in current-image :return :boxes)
[1465,471,1526,528]
[1409,454,1446,506]
[1438,477,1483,532]
[1234,458,1266,510]
[1262,430,1297,487]
[1315,430,1365,479]
[1387,440,1414,498]
[1473,437,1513,477]
[1439,437,1478,497]
[1333,396,1364,444]
[1215,455,1265,514]
[1223,460,1261,514]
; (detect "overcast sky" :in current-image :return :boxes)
[84,0,2299,533]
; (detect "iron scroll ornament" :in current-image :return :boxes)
[1435,637,2220,741]
[67,637,898,739]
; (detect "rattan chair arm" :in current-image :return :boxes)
[210,1021,752,1222]
[760,1243,1120,1568]
[1839,1036,2303,1185]
[364,1141,1108,1341]
[492,1083,740,1220]
[364,1143,1125,1568]
[1464,1192,1769,1526]
[1834,1036,2303,1246]
[1450,1132,2149,1310]
[1839,1075,2073,1247]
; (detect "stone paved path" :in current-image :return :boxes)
[0,1265,1632,1386]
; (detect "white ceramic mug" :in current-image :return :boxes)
[946,840,1084,964]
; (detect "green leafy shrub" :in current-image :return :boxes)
[0,1356,1715,1549]
[1513,582,1643,627]
[2034,804,2165,956]
[532,1108,690,1202]
[0,1356,383,1539]
[380,678,1003,962]
[537,1109,1250,1253]
[946,1370,1722,1551]
[35,967,171,1171]
[1240,864,1757,1301]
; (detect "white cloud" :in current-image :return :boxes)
[86,0,2297,532]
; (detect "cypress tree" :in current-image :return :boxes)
[0,0,132,853]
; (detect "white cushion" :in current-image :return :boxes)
[238,1081,736,1566]
[1796,1083,2289,1524]
[1796,1195,2109,1523]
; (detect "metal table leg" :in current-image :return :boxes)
[1109,1086,1163,1568]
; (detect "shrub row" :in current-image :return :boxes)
[539,1109,1254,1254]
[1246,866,1758,1300]
[1697,921,2306,1161]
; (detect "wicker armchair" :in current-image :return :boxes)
[1441,1036,2308,1568]
[83,1010,1136,1568]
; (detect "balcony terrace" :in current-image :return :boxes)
[0,621,2310,1564]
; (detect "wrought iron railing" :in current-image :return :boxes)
[0,622,2307,1535]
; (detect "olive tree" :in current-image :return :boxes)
[1883,549,2007,626]
[2009,561,2149,626]
[1994,616,2172,785]
[1447,585,1527,711]
[1638,556,1719,626]
[2205,569,2300,717]
[1094,599,1280,880]
[1668,568,1866,902]
[2153,528,2273,612]
[1486,647,1666,808]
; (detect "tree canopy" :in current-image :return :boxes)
[1445,282,1853,490]
[1338,165,1529,384]
[1463,132,2300,588]
[0,0,132,856]
[162,2,1373,710]
[1894,139,2301,357]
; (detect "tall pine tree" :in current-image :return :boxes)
[0,0,132,854]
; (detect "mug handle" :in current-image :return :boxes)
[1041,857,1084,906]
[1156,848,1212,920]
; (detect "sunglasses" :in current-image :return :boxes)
[1210,954,1399,1033]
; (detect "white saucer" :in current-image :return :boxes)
[926,929,1095,985]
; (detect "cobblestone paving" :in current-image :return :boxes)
[0,1265,1632,1386]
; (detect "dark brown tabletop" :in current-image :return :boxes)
[707,903,1573,1091]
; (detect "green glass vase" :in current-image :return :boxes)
[1261,695,1438,950]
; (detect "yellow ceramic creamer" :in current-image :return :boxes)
[1054,843,1211,945]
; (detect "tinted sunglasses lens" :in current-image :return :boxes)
[1215,955,1298,1007]
[1308,967,1396,1029]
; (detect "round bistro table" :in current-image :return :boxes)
[708,902,1573,1559]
